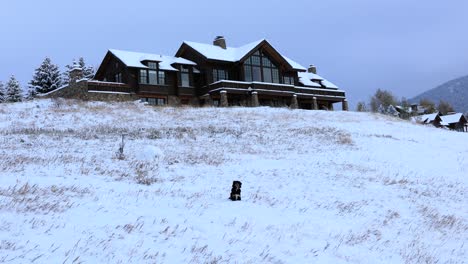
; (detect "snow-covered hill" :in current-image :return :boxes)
[411,74,468,114]
[0,99,466,263]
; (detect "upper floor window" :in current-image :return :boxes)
[115,73,122,83]
[180,65,191,87]
[148,62,158,69]
[283,76,294,85]
[139,69,148,84]
[243,51,280,83]
[139,62,167,85]
[212,68,229,82]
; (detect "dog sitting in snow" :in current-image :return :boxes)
[229,181,242,201]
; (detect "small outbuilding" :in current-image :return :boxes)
[440,113,468,132]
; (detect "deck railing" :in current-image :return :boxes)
[202,80,346,98]
[87,81,132,93]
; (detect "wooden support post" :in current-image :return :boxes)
[251,91,259,107]
[290,94,298,109]
[342,99,349,111]
[220,90,228,107]
[312,97,318,110]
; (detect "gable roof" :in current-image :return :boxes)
[181,39,307,71]
[297,72,339,89]
[413,113,440,124]
[109,49,196,71]
[440,113,466,125]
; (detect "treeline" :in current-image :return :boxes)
[356,89,455,117]
[0,57,94,103]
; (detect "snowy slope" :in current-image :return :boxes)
[411,74,468,114]
[0,99,466,263]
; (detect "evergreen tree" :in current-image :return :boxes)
[378,104,386,114]
[29,57,62,94]
[79,57,95,79]
[6,75,23,102]
[356,101,367,112]
[63,57,95,85]
[387,105,399,117]
[370,89,397,112]
[0,81,5,103]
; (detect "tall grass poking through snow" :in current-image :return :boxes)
[0,99,466,263]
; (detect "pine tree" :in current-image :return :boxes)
[370,89,397,112]
[29,57,62,94]
[378,104,386,114]
[356,101,367,112]
[0,81,5,103]
[6,75,23,102]
[79,57,95,79]
[387,105,399,117]
[63,57,95,85]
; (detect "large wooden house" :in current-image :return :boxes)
[90,37,347,110]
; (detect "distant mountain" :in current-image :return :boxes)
[411,75,468,114]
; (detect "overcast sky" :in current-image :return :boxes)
[1,0,467,107]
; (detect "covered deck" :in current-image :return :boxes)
[200,80,348,110]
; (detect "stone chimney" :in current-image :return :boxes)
[308,65,317,74]
[213,36,227,49]
[69,61,83,83]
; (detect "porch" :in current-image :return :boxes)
[200,80,348,110]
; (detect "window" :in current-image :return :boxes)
[156,98,165,105]
[141,97,166,106]
[283,76,294,85]
[212,68,229,82]
[272,69,279,83]
[180,65,190,87]
[244,65,252,82]
[252,66,261,82]
[243,51,280,83]
[139,69,148,84]
[148,70,157,84]
[148,62,158,69]
[158,71,165,85]
[263,67,272,83]
[115,73,122,83]
[139,62,167,85]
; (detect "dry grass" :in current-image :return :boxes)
[419,206,467,232]
[0,182,91,214]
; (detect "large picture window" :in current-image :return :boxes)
[243,51,280,83]
[139,62,167,85]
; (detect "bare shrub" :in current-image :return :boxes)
[134,161,160,185]
[383,210,400,225]
[133,146,163,185]
[336,132,353,145]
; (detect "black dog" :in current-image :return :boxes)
[229,181,242,201]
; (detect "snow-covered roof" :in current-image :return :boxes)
[282,56,307,71]
[413,113,439,124]
[183,39,307,71]
[440,113,464,125]
[297,72,339,89]
[109,49,196,71]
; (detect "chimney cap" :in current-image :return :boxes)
[215,35,225,40]
[308,65,317,74]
